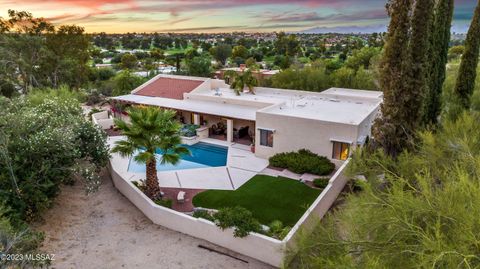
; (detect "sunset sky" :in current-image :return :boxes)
[0,0,476,33]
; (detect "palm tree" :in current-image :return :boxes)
[224,69,258,95]
[111,106,189,199]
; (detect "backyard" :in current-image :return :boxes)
[35,173,272,269]
[192,175,322,227]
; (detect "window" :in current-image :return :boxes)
[332,141,350,160]
[259,129,274,147]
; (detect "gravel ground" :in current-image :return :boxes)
[35,172,274,269]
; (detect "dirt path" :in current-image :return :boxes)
[35,172,274,269]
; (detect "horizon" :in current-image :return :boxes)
[0,0,475,34]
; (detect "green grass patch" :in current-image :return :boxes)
[192,175,321,226]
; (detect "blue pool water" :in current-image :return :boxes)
[127,142,228,172]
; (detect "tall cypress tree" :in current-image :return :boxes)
[407,0,435,122]
[423,0,455,125]
[373,0,435,157]
[372,0,413,157]
[454,0,480,109]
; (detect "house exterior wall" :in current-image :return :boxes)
[356,105,380,144]
[254,111,360,166]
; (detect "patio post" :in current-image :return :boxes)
[193,113,200,125]
[226,119,233,142]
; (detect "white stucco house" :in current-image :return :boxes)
[111,74,383,166]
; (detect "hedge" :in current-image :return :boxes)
[269,149,335,175]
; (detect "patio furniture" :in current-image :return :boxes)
[211,122,226,135]
[177,191,186,203]
[238,126,249,139]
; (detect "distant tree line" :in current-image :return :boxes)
[0,10,90,94]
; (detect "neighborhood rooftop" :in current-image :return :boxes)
[132,76,207,100]
[112,74,383,125]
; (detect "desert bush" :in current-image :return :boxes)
[312,178,329,188]
[0,93,109,223]
[213,206,261,238]
[267,220,291,239]
[154,198,173,209]
[192,209,215,222]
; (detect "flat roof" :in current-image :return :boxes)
[114,75,382,125]
[260,96,380,125]
[112,94,258,121]
[191,86,382,125]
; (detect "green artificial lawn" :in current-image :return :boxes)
[192,175,322,227]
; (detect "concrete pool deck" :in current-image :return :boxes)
[108,137,269,190]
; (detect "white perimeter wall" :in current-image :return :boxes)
[109,163,284,267]
[283,160,350,255]
[109,157,350,267]
[92,111,114,130]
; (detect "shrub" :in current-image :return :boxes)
[313,178,329,188]
[192,209,215,222]
[154,198,173,209]
[180,124,200,137]
[0,94,109,223]
[0,206,49,268]
[267,220,292,239]
[132,180,146,192]
[213,206,261,238]
[85,89,104,105]
[269,149,335,175]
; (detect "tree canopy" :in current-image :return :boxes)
[0,10,90,92]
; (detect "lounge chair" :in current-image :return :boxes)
[177,191,186,203]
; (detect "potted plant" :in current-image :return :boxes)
[250,137,255,153]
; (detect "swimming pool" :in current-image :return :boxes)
[127,142,228,172]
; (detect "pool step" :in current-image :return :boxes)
[190,142,228,154]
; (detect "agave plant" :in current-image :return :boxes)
[224,69,258,96]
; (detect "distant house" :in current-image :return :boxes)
[111,74,382,166]
[95,63,114,69]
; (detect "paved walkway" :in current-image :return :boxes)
[109,137,269,191]
[259,167,321,182]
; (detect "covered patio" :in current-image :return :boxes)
[178,112,254,146]
[111,94,257,146]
